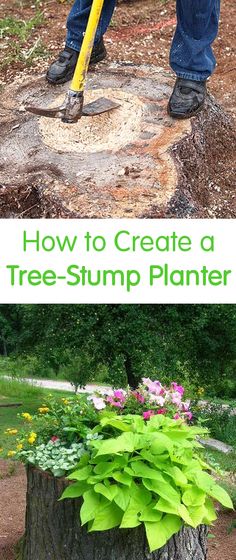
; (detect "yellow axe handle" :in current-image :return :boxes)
[70,0,105,93]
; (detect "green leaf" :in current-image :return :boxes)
[193,472,234,509]
[139,505,163,523]
[89,502,123,531]
[93,458,127,476]
[94,433,139,456]
[182,486,206,507]
[202,498,217,524]
[145,514,182,552]
[188,505,206,528]
[67,465,92,481]
[100,417,131,432]
[143,479,180,504]
[114,486,131,511]
[60,481,88,500]
[130,461,166,482]
[130,482,152,507]
[209,484,234,509]
[163,465,188,487]
[80,490,101,525]
[94,483,118,502]
[120,506,141,528]
[112,471,133,486]
[150,434,173,455]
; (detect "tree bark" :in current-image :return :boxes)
[21,466,208,560]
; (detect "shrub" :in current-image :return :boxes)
[62,414,233,552]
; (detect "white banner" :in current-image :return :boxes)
[0,219,235,303]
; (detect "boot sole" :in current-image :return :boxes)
[46,51,107,85]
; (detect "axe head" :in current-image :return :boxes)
[26,90,120,124]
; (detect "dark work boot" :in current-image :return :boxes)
[46,38,107,85]
[168,78,207,119]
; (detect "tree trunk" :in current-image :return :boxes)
[124,353,138,389]
[21,466,208,560]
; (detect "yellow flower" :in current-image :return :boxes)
[38,407,49,414]
[28,432,37,445]
[5,429,18,436]
[16,443,23,451]
[22,412,33,422]
[197,387,205,396]
[0,448,3,453]
[62,398,69,405]
[7,450,16,457]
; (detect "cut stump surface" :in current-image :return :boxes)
[0,63,235,218]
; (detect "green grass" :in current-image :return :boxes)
[0,378,74,453]
[204,449,236,474]
[0,12,44,41]
[0,10,49,70]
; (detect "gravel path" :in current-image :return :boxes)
[3,376,111,394]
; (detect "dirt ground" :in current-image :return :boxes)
[0,458,236,560]
[0,0,235,219]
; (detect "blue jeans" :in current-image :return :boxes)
[66,0,220,81]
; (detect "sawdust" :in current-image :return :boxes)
[39,88,144,154]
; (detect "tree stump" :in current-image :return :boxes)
[21,466,208,560]
[1,63,235,218]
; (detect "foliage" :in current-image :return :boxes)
[62,414,233,552]
[1,305,236,395]
[19,437,96,477]
[192,402,236,447]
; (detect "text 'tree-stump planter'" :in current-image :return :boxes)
[21,466,208,560]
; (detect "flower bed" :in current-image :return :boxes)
[3,378,233,556]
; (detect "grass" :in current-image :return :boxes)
[0,10,49,70]
[0,378,74,453]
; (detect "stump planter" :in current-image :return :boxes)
[21,466,208,560]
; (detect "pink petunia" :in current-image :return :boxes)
[51,436,59,442]
[184,411,193,421]
[143,410,155,420]
[171,382,185,396]
[113,390,126,402]
[174,413,181,420]
[132,391,145,404]
[157,408,167,415]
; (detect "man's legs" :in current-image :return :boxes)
[66,0,116,51]
[47,0,116,84]
[168,0,220,118]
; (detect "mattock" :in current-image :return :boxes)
[26,0,120,124]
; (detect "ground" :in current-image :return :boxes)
[0,0,235,218]
[0,459,235,560]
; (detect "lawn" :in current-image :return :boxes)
[0,378,74,453]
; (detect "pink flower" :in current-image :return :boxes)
[112,401,124,408]
[184,411,193,421]
[143,410,155,420]
[51,436,59,442]
[91,396,106,410]
[157,408,167,415]
[142,378,163,396]
[132,391,145,404]
[113,390,126,402]
[174,413,181,420]
[171,383,184,396]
